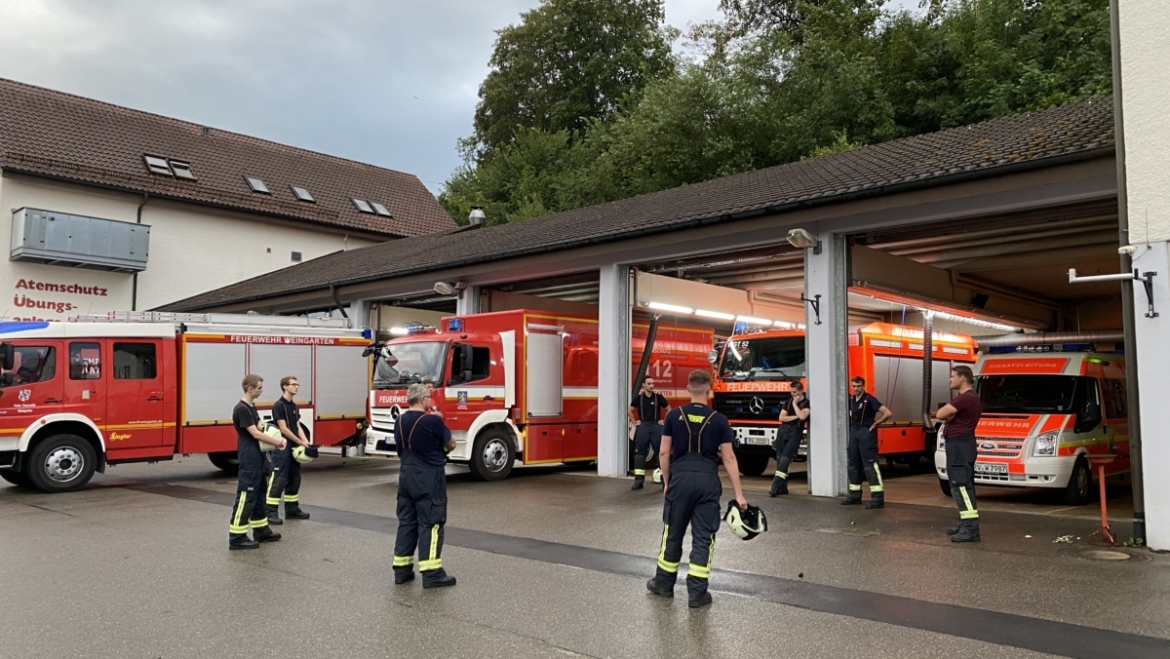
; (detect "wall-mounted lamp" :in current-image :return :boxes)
[786,228,821,254]
[433,281,468,296]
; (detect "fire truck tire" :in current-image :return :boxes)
[938,477,951,497]
[736,452,771,477]
[27,434,97,493]
[1063,457,1093,506]
[469,429,515,481]
[208,452,240,475]
[0,468,34,488]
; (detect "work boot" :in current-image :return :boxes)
[253,526,282,543]
[865,498,885,509]
[646,578,674,598]
[946,526,960,536]
[951,531,981,543]
[394,571,415,585]
[631,477,644,490]
[285,506,310,520]
[266,508,283,525]
[688,591,713,609]
[840,497,862,506]
[229,538,259,551]
[422,575,457,589]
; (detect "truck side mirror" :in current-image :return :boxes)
[0,343,13,371]
[1076,402,1102,433]
[460,344,474,382]
[0,372,11,387]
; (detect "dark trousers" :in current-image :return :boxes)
[773,424,802,480]
[265,443,303,515]
[654,457,721,596]
[945,434,980,533]
[846,426,883,501]
[229,442,270,540]
[393,455,449,582]
[632,422,663,481]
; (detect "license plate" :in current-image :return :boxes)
[741,435,772,446]
[975,463,1007,474]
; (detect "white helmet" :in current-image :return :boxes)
[724,501,767,541]
[260,424,282,451]
[292,445,319,464]
[651,468,663,484]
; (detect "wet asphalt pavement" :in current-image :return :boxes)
[2,455,1168,659]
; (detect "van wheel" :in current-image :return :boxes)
[736,452,771,477]
[470,429,515,481]
[27,434,97,493]
[208,452,240,475]
[1063,457,1093,506]
[939,477,952,497]
[0,468,34,488]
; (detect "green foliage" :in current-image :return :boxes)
[442,0,1113,225]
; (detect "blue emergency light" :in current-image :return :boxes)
[733,321,749,335]
[405,322,426,335]
[362,328,373,340]
[448,318,464,332]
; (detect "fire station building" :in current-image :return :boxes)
[0,77,456,322]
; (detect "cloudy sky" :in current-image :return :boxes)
[0,0,915,196]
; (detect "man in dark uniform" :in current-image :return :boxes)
[392,383,457,588]
[265,376,312,524]
[935,365,982,542]
[228,374,285,550]
[646,370,748,609]
[843,376,892,509]
[770,381,809,497]
[628,376,670,490]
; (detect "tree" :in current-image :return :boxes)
[468,0,675,159]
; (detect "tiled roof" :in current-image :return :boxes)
[160,97,1115,311]
[0,77,456,238]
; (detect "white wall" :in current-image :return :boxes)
[1120,0,1170,243]
[0,173,380,319]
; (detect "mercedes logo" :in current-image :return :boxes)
[749,397,764,414]
[390,405,401,420]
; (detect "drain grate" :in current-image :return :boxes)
[1082,550,1131,561]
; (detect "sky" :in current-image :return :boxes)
[0,0,916,197]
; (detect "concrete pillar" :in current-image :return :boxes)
[597,264,631,477]
[1132,241,1170,549]
[347,299,370,329]
[456,285,479,316]
[804,234,849,497]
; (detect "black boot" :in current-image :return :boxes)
[394,570,415,585]
[253,525,282,543]
[631,476,644,490]
[951,531,981,543]
[422,574,457,589]
[688,591,713,608]
[646,578,674,598]
[266,505,283,525]
[841,497,862,505]
[865,497,885,509]
[769,477,782,497]
[286,505,310,520]
[229,537,259,551]
[946,526,960,535]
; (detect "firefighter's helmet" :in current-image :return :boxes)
[723,501,767,540]
[261,424,282,451]
[292,445,319,464]
[651,468,663,484]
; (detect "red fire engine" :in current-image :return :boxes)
[0,313,370,493]
[713,322,978,475]
[363,310,713,480]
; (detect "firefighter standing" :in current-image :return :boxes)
[228,374,285,550]
[935,365,982,542]
[769,381,809,497]
[843,376,892,509]
[628,376,669,490]
[646,370,748,609]
[265,376,311,524]
[392,383,457,588]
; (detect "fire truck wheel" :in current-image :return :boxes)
[1063,457,1093,506]
[208,452,240,475]
[736,452,771,477]
[27,434,97,493]
[938,477,952,497]
[0,468,34,488]
[470,430,515,481]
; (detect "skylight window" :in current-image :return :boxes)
[245,176,270,194]
[170,161,196,180]
[291,185,315,202]
[144,155,172,176]
[352,198,374,213]
[370,202,392,217]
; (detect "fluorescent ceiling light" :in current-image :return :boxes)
[695,309,736,320]
[736,315,772,326]
[929,310,1019,333]
[648,302,694,315]
[389,327,409,336]
[773,320,797,329]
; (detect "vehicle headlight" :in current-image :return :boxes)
[1033,431,1059,457]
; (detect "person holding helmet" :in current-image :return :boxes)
[228,375,285,550]
[392,383,457,589]
[770,381,809,496]
[628,375,669,490]
[934,365,982,543]
[843,376,892,509]
[265,376,312,524]
[646,370,747,609]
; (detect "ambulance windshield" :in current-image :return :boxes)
[719,337,805,381]
[374,341,446,389]
[977,375,1083,414]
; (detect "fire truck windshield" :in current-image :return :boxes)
[718,336,806,381]
[977,375,1088,414]
[374,341,447,389]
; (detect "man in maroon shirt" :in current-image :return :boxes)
[935,365,982,542]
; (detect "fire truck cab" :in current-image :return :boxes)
[935,346,1128,505]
